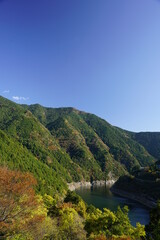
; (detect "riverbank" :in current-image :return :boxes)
[111,187,157,209]
[67,180,115,191]
[68,179,157,210]
[76,185,150,226]
[111,175,159,209]
[67,182,91,191]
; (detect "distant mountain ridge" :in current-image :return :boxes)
[129,132,160,160]
[0,96,158,195]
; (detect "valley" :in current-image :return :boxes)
[0,95,160,239]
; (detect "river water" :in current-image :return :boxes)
[75,186,150,226]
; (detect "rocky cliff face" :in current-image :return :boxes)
[68,179,115,191]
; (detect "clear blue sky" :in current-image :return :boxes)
[0,0,160,132]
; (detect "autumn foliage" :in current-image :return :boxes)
[0,167,147,239]
[0,167,45,237]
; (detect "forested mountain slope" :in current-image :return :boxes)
[0,96,86,194]
[0,96,157,196]
[0,129,67,195]
[129,132,160,160]
[24,102,155,174]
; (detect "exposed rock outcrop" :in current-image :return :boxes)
[68,179,115,191]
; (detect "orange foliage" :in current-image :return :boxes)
[110,237,131,240]
[93,236,131,240]
[94,235,107,240]
[60,202,73,209]
[0,167,45,236]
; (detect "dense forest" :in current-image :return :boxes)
[0,167,160,239]
[0,96,160,239]
[0,166,149,239]
[0,96,156,197]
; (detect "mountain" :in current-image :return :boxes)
[23,102,155,172]
[129,132,160,160]
[0,96,157,195]
[0,129,67,195]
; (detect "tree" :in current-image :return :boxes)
[113,206,145,239]
[0,167,46,238]
[64,190,87,218]
[146,200,160,240]
[85,207,116,237]
[85,206,145,240]
[59,207,86,240]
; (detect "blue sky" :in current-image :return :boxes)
[0,0,160,132]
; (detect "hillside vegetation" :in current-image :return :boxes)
[0,96,157,196]
[130,132,160,160]
[24,103,155,174]
[0,96,160,239]
[0,166,146,240]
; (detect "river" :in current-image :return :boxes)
[75,185,150,226]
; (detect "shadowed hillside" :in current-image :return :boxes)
[130,132,160,160]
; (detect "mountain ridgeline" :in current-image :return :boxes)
[0,96,158,195]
